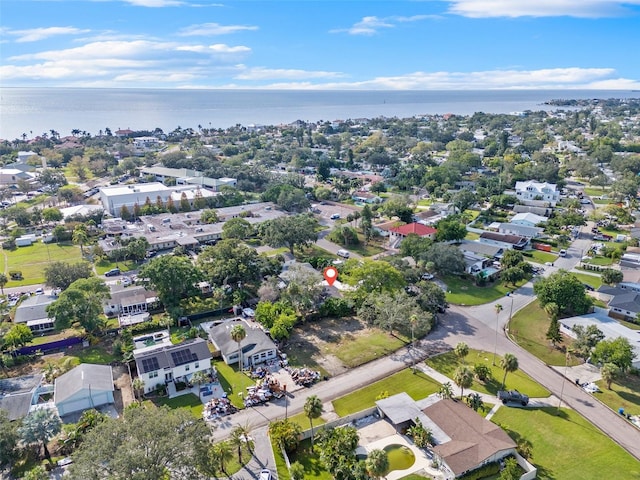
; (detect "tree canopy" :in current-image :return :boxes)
[47,277,110,333]
[44,261,93,290]
[139,255,201,313]
[198,239,260,286]
[261,214,318,254]
[533,270,592,315]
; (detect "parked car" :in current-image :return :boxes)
[497,390,529,406]
[35,288,44,295]
[421,273,435,281]
[330,213,340,220]
[337,249,350,258]
[105,268,121,277]
[559,249,567,257]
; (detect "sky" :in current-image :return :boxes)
[1,0,640,90]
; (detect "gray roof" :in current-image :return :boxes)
[54,364,114,404]
[458,241,503,258]
[208,319,276,358]
[134,338,211,374]
[14,295,56,324]
[0,374,42,420]
[108,285,156,305]
[608,292,640,313]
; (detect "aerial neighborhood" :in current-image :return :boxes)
[2,98,640,479]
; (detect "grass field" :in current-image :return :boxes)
[3,242,82,286]
[582,256,614,266]
[594,372,640,414]
[273,440,292,480]
[288,439,332,480]
[584,186,610,197]
[464,231,480,240]
[572,272,603,289]
[509,301,581,366]
[347,235,386,257]
[527,250,558,264]
[295,245,334,261]
[443,275,528,306]
[68,345,117,364]
[148,393,204,419]
[425,349,550,398]
[94,259,136,274]
[323,330,409,368]
[212,360,255,408]
[332,369,441,417]
[491,407,640,480]
[287,411,327,432]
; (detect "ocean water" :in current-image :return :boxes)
[1,88,638,140]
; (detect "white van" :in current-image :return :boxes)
[559,249,567,257]
[337,249,350,258]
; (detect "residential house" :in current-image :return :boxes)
[479,232,528,250]
[497,223,543,239]
[463,252,495,276]
[620,253,640,269]
[0,374,43,421]
[13,295,56,332]
[139,166,237,191]
[0,168,35,186]
[103,284,158,327]
[208,319,278,369]
[512,205,552,218]
[388,223,437,247]
[596,284,640,321]
[376,393,527,479]
[351,191,383,204]
[133,335,212,394]
[458,241,504,260]
[54,364,114,416]
[514,181,560,206]
[509,212,548,228]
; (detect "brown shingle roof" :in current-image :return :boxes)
[424,399,516,476]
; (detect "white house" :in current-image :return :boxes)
[13,295,56,332]
[510,212,548,228]
[208,319,278,369]
[514,181,560,206]
[133,335,212,394]
[54,364,114,416]
[497,223,543,239]
[479,232,528,250]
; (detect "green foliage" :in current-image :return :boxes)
[406,418,432,448]
[269,419,302,453]
[327,225,360,246]
[198,239,260,286]
[571,324,605,359]
[200,208,219,224]
[47,277,110,334]
[315,425,362,479]
[139,255,201,310]
[18,409,62,463]
[344,259,406,295]
[0,410,19,469]
[44,261,92,289]
[453,365,473,399]
[601,268,623,286]
[3,323,33,352]
[533,270,592,315]
[435,218,467,242]
[261,214,318,254]
[318,297,353,318]
[423,243,465,275]
[591,337,636,372]
[458,461,501,480]
[358,290,432,337]
[399,233,433,261]
[222,217,253,239]
[500,250,524,269]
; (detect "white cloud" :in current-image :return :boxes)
[6,26,90,43]
[232,67,640,90]
[234,66,345,80]
[177,43,251,53]
[446,0,640,18]
[178,22,259,36]
[121,0,185,6]
[331,14,435,35]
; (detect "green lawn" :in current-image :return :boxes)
[287,411,327,432]
[572,272,603,289]
[68,345,117,364]
[582,256,614,266]
[260,247,290,257]
[594,372,640,414]
[347,235,385,257]
[332,369,441,417]
[509,301,581,366]
[491,407,640,480]
[584,186,610,197]
[273,439,292,480]
[25,328,82,346]
[443,275,529,306]
[399,475,433,480]
[94,259,136,274]
[288,439,333,480]
[149,393,204,419]
[4,242,82,286]
[212,360,255,409]
[323,330,409,368]
[425,349,550,398]
[464,231,480,240]
[527,250,558,264]
[618,319,640,330]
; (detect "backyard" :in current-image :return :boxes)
[212,359,255,409]
[3,242,82,286]
[572,272,603,289]
[425,349,550,398]
[491,407,640,480]
[443,274,529,306]
[147,393,204,419]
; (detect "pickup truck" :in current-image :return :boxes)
[497,390,529,406]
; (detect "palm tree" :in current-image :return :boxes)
[493,303,503,365]
[365,449,389,479]
[466,392,484,412]
[454,342,469,364]
[0,273,7,294]
[230,426,246,465]
[212,441,233,476]
[601,363,618,390]
[230,323,247,371]
[72,224,89,255]
[453,366,473,400]
[18,409,62,464]
[304,395,324,446]
[500,353,519,389]
[132,378,145,402]
[438,381,453,400]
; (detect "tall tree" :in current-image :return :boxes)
[18,409,62,465]
[454,342,469,364]
[3,324,33,353]
[230,324,247,371]
[304,395,324,446]
[600,363,619,390]
[44,261,92,290]
[198,240,260,286]
[533,270,592,315]
[47,277,110,334]
[453,366,473,399]
[139,255,201,313]
[365,449,389,479]
[0,410,19,470]
[69,406,210,480]
[0,273,7,294]
[222,217,253,240]
[261,214,318,254]
[544,302,562,348]
[500,353,519,389]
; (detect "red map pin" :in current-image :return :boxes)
[323,266,338,286]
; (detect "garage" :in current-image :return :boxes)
[54,364,115,417]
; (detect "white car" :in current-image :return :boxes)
[121,277,132,286]
[259,469,272,480]
[35,288,44,295]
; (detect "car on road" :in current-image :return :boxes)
[559,249,567,257]
[105,268,121,277]
[259,469,272,480]
[35,288,44,295]
[337,249,350,258]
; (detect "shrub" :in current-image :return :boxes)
[459,461,501,480]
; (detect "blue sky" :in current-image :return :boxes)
[2,0,640,90]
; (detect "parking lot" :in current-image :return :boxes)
[311,202,360,224]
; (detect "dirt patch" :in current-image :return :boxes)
[112,364,135,412]
[283,317,376,377]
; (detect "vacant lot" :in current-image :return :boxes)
[491,407,640,479]
[443,274,528,306]
[4,242,82,286]
[283,317,409,377]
